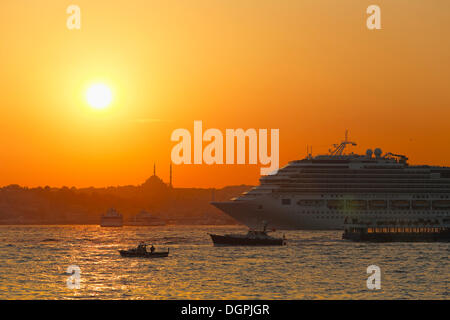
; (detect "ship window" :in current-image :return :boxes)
[282,199,291,205]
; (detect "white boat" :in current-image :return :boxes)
[211,132,450,230]
[100,208,123,227]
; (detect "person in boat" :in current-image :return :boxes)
[150,245,155,253]
[137,242,147,253]
[263,222,268,233]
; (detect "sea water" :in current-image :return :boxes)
[0,225,447,299]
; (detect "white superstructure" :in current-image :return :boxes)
[127,210,166,226]
[100,208,123,227]
[212,133,450,230]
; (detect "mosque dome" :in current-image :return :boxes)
[141,164,170,193]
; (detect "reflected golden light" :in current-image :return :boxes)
[86,84,113,110]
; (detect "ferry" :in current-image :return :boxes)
[100,208,123,227]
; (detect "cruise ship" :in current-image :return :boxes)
[211,133,450,230]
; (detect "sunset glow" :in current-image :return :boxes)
[0,1,449,189]
[0,1,448,303]
[86,84,113,109]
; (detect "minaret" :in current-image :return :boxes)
[169,163,173,188]
[153,163,156,176]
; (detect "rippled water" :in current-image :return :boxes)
[0,225,448,299]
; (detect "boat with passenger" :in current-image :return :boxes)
[209,223,286,246]
[342,217,450,242]
[119,243,170,258]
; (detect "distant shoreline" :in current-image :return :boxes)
[0,182,251,228]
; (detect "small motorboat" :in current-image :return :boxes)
[119,243,169,258]
[209,224,286,246]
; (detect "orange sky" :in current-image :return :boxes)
[0,0,450,188]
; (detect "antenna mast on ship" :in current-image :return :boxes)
[329,130,357,156]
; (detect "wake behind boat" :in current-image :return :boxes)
[119,243,169,258]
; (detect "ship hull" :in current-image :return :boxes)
[209,234,285,246]
[211,200,344,230]
[343,231,450,242]
[126,222,166,226]
[100,219,123,227]
[211,198,450,230]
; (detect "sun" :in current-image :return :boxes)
[86,84,113,109]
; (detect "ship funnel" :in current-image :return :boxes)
[374,148,382,158]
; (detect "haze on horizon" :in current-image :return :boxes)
[0,0,450,189]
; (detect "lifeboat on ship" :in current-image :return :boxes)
[297,199,324,207]
[412,200,431,210]
[346,200,367,210]
[432,200,450,209]
[368,200,387,209]
[327,200,345,210]
[390,200,410,209]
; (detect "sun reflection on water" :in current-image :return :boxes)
[0,225,447,299]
